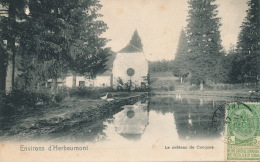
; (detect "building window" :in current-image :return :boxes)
[127,110,135,118]
[79,81,85,87]
[127,68,135,76]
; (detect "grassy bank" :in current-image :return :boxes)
[151,89,252,99]
[149,74,258,99]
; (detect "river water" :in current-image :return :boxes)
[57,95,250,143]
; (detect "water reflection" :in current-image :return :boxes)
[114,99,149,140]
[51,99,149,142]
[49,95,250,142]
[148,96,228,140]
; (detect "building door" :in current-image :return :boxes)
[79,81,85,87]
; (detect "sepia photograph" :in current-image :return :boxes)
[0,0,259,161]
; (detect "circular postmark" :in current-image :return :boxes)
[212,102,259,144]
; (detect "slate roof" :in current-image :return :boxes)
[118,44,143,53]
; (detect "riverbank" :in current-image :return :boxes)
[0,92,147,141]
[151,89,252,99]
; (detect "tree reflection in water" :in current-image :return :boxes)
[149,96,227,140]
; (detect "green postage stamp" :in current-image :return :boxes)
[226,102,260,161]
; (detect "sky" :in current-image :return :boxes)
[99,0,249,61]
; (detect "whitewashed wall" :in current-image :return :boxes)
[94,76,111,87]
[112,52,148,89]
[64,75,111,88]
[64,76,86,88]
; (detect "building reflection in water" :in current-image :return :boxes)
[114,99,149,141]
[149,96,226,140]
[53,99,149,142]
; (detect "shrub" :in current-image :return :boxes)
[0,91,8,110]
[169,85,175,91]
[150,84,174,91]
[69,87,113,99]
[6,89,38,108]
[36,91,52,104]
[189,84,213,91]
[54,92,67,103]
[212,83,258,90]
[189,85,199,91]
[0,89,54,111]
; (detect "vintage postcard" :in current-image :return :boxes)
[0,0,259,161]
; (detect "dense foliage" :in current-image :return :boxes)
[0,0,109,92]
[186,0,224,89]
[231,0,260,83]
[149,60,174,73]
[0,0,27,91]
[172,29,190,82]
[150,0,259,89]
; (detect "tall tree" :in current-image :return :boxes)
[129,30,143,50]
[18,0,71,92]
[0,0,27,91]
[67,1,109,87]
[0,16,9,91]
[226,48,244,83]
[172,29,190,83]
[17,0,109,91]
[236,0,259,83]
[186,0,223,90]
